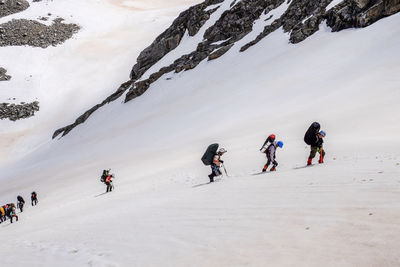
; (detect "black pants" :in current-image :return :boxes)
[8,215,18,223]
[18,202,24,212]
[209,164,221,182]
[266,155,278,167]
[31,199,38,206]
[106,182,113,192]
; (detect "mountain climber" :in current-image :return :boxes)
[0,205,5,223]
[262,141,284,172]
[308,130,326,165]
[31,191,38,206]
[208,148,227,182]
[101,169,111,183]
[6,203,18,223]
[304,122,323,165]
[260,134,276,151]
[105,174,114,192]
[17,195,25,212]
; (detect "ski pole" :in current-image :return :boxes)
[222,164,229,177]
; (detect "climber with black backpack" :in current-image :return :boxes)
[100,169,111,183]
[304,122,326,165]
[201,144,227,183]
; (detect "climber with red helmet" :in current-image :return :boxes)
[260,134,276,151]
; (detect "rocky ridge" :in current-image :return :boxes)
[53,0,400,139]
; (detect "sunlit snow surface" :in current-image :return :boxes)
[0,0,400,266]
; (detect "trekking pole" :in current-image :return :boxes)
[222,164,229,177]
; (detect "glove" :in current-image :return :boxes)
[219,160,224,164]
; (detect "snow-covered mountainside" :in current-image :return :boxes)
[1,0,400,266]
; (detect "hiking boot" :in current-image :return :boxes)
[307,158,312,166]
[262,169,266,173]
[208,174,214,183]
[318,156,324,164]
[270,166,276,172]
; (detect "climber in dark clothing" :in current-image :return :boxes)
[31,192,38,206]
[304,122,326,165]
[308,131,326,165]
[105,174,114,192]
[17,195,25,212]
[6,204,18,223]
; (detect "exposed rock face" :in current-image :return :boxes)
[0,18,80,48]
[0,101,40,121]
[130,0,224,80]
[0,67,11,81]
[53,0,400,138]
[0,0,29,19]
[326,0,400,31]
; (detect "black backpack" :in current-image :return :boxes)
[304,122,320,145]
[100,170,107,183]
[201,144,219,166]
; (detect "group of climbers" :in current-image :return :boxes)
[202,122,326,182]
[0,192,38,224]
[96,123,326,186]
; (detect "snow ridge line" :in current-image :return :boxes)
[52,0,400,139]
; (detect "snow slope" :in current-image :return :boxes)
[1,0,400,266]
[0,0,202,163]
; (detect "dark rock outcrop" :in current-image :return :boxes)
[0,18,80,48]
[0,67,11,81]
[130,0,224,80]
[326,0,400,31]
[125,0,286,102]
[0,101,39,121]
[53,0,222,138]
[53,0,400,138]
[52,80,134,139]
[0,0,29,19]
